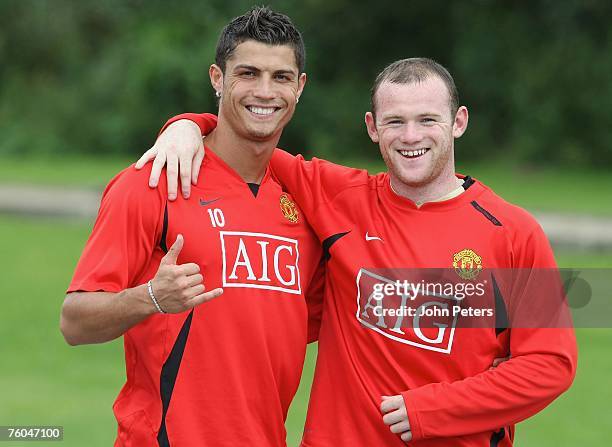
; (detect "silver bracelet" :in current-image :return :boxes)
[147,280,166,314]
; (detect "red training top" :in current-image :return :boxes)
[68,151,324,447]
[177,112,577,447]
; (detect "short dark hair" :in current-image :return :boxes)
[370,58,459,118]
[215,6,306,73]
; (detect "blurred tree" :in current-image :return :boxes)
[0,0,610,167]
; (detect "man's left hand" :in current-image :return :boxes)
[381,395,412,443]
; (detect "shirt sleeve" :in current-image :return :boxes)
[160,112,370,241]
[160,112,218,135]
[402,223,578,442]
[67,165,167,293]
[269,149,370,240]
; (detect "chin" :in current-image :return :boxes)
[245,126,278,141]
[394,169,432,188]
[250,124,276,136]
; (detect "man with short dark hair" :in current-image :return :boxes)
[61,7,324,446]
[142,57,577,446]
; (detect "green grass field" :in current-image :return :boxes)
[1,158,611,446]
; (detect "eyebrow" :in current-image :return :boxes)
[379,115,404,122]
[274,69,297,76]
[233,64,260,72]
[233,64,297,75]
[380,112,444,121]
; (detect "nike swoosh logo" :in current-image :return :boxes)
[199,198,220,206]
[365,232,383,242]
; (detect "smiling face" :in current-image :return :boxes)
[365,76,468,190]
[210,40,306,142]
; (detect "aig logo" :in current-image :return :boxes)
[220,231,301,295]
[356,269,458,354]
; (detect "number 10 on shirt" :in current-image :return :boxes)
[208,208,225,227]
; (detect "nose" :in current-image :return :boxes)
[253,75,276,101]
[399,122,423,145]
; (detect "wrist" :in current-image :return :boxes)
[172,119,201,135]
[123,283,159,318]
[146,280,166,314]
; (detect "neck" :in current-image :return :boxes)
[390,164,462,205]
[204,120,280,184]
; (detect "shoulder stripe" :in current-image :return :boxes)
[471,201,502,227]
[322,231,350,261]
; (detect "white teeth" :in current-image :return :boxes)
[248,106,276,115]
[399,149,427,158]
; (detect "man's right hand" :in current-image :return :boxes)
[60,235,222,345]
[150,234,223,313]
[136,119,205,201]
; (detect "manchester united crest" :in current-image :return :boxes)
[280,194,299,223]
[452,249,483,280]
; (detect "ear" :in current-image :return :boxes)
[364,112,379,143]
[296,72,307,102]
[209,64,224,97]
[452,106,469,138]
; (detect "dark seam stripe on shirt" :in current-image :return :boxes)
[471,200,503,227]
[490,427,506,447]
[322,231,350,261]
[160,203,169,253]
[491,274,510,336]
[157,310,194,447]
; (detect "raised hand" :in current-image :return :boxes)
[150,234,222,313]
[135,119,204,200]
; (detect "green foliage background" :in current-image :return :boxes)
[2,0,612,167]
